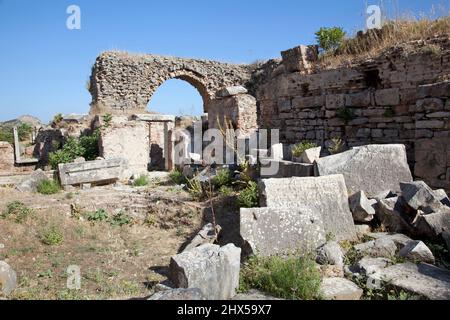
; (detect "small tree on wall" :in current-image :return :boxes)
[315,27,346,52]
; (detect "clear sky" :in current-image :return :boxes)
[0,0,448,123]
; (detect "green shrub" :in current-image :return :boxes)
[212,169,232,189]
[1,201,33,223]
[86,209,108,222]
[169,169,186,185]
[53,113,63,125]
[218,185,234,197]
[383,107,395,118]
[291,142,318,158]
[41,226,64,246]
[237,181,259,208]
[187,177,204,200]
[36,179,61,195]
[315,27,346,52]
[240,255,322,300]
[133,175,149,187]
[102,114,113,128]
[328,138,345,155]
[48,130,100,169]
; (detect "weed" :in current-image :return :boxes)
[133,175,149,187]
[40,226,64,246]
[36,179,61,195]
[169,169,186,185]
[240,255,322,300]
[218,185,234,197]
[237,181,259,208]
[291,142,318,158]
[212,169,232,189]
[109,211,133,227]
[187,177,204,200]
[86,209,108,222]
[315,27,346,52]
[102,113,113,128]
[1,201,33,223]
[328,138,345,155]
[337,107,356,124]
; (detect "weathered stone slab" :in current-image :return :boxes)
[58,158,128,186]
[414,207,450,239]
[399,240,435,264]
[16,169,48,193]
[400,181,443,213]
[148,288,205,300]
[349,190,376,223]
[369,263,450,300]
[320,277,363,300]
[315,144,413,197]
[353,257,391,276]
[0,142,14,172]
[434,189,450,207]
[260,160,314,178]
[0,261,17,296]
[240,207,326,256]
[316,241,344,267]
[169,244,241,300]
[299,147,321,164]
[375,197,415,235]
[132,114,176,122]
[259,175,357,241]
[216,86,248,98]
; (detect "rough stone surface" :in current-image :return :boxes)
[0,261,17,296]
[315,145,413,197]
[240,207,326,256]
[0,142,14,172]
[99,121,150,176]
[232,289,283,300]
[355,225,372,237]
[260,160,314,178]
[182,223,220,252]
[354,238,398,258]
[320,277,363,300]
[443,230,450,252]
[414,207,450,239]
[216,86,248,98]
[58,158,128,186]
[89,51,251,114]
[299,147,321,164]
[316,241,344,267]
[349,190,376,223]
[399,240,435,264]
[434,189,450,207]
[367,233,413,249]
[369,263,450,300]
[169,244,241,300]
[354,257,391,276]
[375,197,415,235]
[16,169,48,193]
[259,175,356,241]
[400,181,444,213]
[148,288,205,300]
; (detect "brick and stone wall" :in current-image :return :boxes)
[89,52,252,115]
[254,36,450,191]
[0,142,14,172]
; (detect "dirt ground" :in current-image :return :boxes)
[0,180,216,300]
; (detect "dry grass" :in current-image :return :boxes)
[318,15,450,69]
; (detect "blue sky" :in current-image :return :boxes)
[0,0,448,123]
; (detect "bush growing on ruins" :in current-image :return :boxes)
[52,113,63,125]
[237,181,259,208]
[239,255,322,300]
[102,113,113,128]
[315,27,346,52]
[218,185,234,197]
[291,142,318,158]
[40,226,64,246]
[1,201,33,224]
[212,169,232,189]
[133,175,149,187]
[36,179,61,195]
[327,138,345,155]
[337,107,356,124]
[187,177,204,200]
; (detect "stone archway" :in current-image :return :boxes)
[89,51,252,115]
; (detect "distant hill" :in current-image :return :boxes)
[1,115,43,127]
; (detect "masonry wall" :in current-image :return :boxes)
[254,37,450,192]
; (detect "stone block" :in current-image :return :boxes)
[281,45,318,74]
[0,142,14,172]
[216,86,248,98]
[326,94,346,110]
[375,88,400,106]
[320,278,363,300]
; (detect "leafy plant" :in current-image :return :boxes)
[86,209,108,222]
[187,177,204,200]
[212,169,232,189]
[315,27,346,52]
[109,211,133,227]
[169,169,186,185]
[240,255,322,300]
[102,114,113,128]
[41,226,64,246]
[337,107,356,124]
[53,113,63,125]
[1,201,33,223]
[133,175,149,187]
[291,142,318,158]
[328,138,345,155]
[36,179,61,195]
[218,185,234,197]
[237,181,259,208]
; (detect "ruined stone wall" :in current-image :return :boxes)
[89,52,252,115]
[0,142,14,172]
[255,37,450,191]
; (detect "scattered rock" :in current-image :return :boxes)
[182,223,221,252]
[354,257,391,276]
[371,190,397,201]
[400,181,444,213]
[16,169,48,193]
[375,197,415,234]
[259,175,356,241]
[320,277,363,300]
[434,189,450,207]
[169,244,241,300]
[414,207,450,239]
[349,191,376,223]
[367,232,413,249]
[316,242,344,267]
[240,207,326,256]
[355,225,372,237]
[0,261,17,296]
[148,288,205,300]
[315,144,413,197]
[399,240,435,264]
[299,147,321,164]
[369,263,450,300]
[354,237,397,258]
